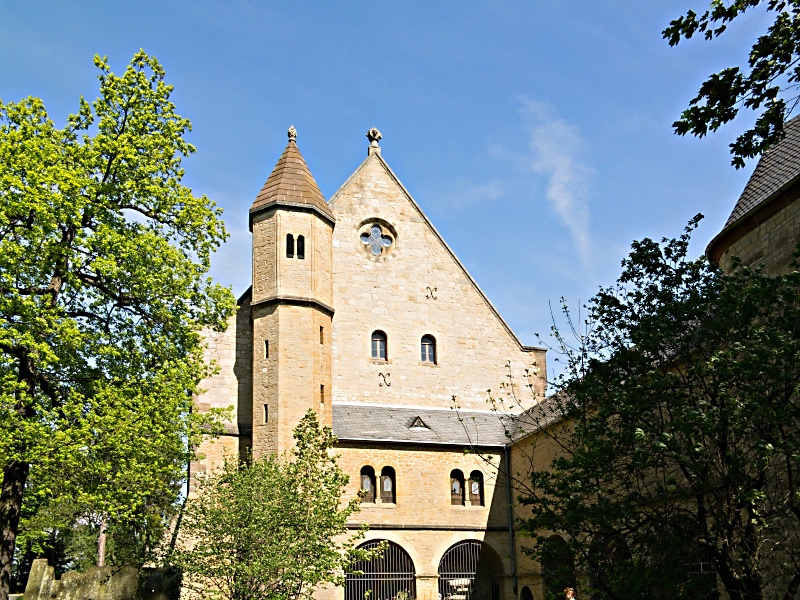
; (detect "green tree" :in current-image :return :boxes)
[0,50,235,598]
[175,411,374,600]
[519,219,800,600]
[665,1,800,167]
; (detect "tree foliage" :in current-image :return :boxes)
[665,1,800,167]
[0,50,235,596]
[175,411,373,600]
[519,219,800,600]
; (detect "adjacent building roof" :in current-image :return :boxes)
[332,402,516,447]
[249,129,334,226]
[723,115,800,229]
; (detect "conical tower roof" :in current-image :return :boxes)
[249,126,334,227]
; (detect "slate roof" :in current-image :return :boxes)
[723,115,800,228]
[250,137,334,223]
[332,398,568,447]
[332,403,516,447]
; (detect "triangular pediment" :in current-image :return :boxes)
[329,151,533,352]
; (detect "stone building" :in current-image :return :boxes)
[194,113,800,600]
[707,115,800,275]
[195,126,548,600]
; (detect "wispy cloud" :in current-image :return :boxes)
[449,178,506,207]
[520,100,593,270]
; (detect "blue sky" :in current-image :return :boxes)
[0,1,769,353]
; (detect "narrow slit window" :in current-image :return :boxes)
[320,384,325,406]
[297,235,305,259]
[263,404,269,423]
[286,233,294,258]
[265,340,269,358]
[320,326,324,345]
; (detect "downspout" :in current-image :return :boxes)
[504,445,518,596]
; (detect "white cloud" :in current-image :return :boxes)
[520,100,593,270]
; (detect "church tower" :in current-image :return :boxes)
[249,126,335,458]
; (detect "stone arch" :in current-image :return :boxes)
[438,539,503,600]
[345,539,416,600]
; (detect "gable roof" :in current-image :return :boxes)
[724,115,800,228]
[328,151,544,354]
[332,402,514,447]
[708,115,800,261]
[249,136,334,228]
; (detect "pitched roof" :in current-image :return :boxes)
[249,137,334,225]
[332,402,516,447]
[722,115,800,229]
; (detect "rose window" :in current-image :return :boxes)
[360,224,394,256]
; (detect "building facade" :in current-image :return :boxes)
[195,126,547,600]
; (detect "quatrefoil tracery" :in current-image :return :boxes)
[360,224,394,256]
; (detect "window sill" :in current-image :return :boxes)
[419,361,438,367]
[380,503,397,509]
[371,359,391,365]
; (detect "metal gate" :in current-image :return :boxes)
[346,539,416,600]
[438,540,503,600]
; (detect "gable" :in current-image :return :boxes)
[328,153,545,411]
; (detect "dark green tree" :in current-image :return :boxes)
[175,411,374,600]
[665,1,800,167]
[0,51,235,598]
[520,219,800,600]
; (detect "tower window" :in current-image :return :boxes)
[320,326,324,345]
[297,235,305,259]
[263,404,269,423]
[421,335,436,363]
[320,384,325,406]
[450,469,465,506]
[360,466,376,503]
[286,233,294,258]
[371,331,387,361]
[265,340,269,358]
[380,466,396,504]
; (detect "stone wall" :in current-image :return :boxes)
[716,185,800,276]
[23,559,179,600]
[328,153,546,412]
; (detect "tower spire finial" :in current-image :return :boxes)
[366,127,382,156]
[288,125,297,142]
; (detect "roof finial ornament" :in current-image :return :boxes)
[366,127,382,156]
[288,125,297,142]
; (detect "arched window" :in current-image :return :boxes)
[286,233,294,258]
[371,330,387,360]
[380,466,396,504]
[469,470,484,506]
[450,469,465,506]
[421,334,436,363]
[360,466,376,503]
[297,235,305,259]
[438,540,503,600]
[542,535,575,600]
[346,540,416,600]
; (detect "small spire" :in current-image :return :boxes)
[366,127,382,156]
[288,125,297,142]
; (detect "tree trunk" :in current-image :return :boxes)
[0,460,30,600]
[97,517,107,567]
